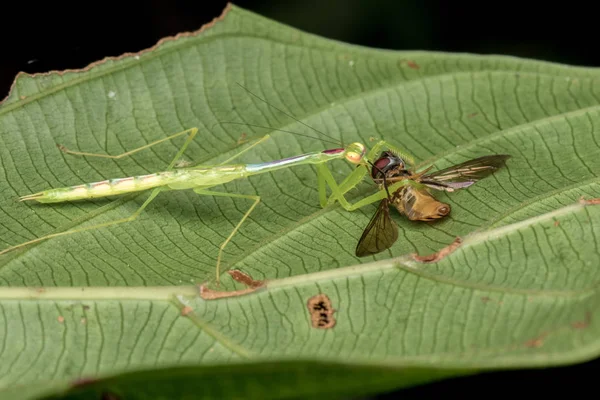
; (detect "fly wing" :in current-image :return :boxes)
[355,199,399,257]
[419,154,511,192]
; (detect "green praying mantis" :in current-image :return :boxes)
[1,83,420,284]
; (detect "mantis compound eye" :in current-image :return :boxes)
[345,143,366,164]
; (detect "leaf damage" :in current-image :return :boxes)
[199,269,266,300]
[307,293,336,329]
[228,269,265,288]
[571,311,592,330]
[408,196,600,265]
[480,296,503,305]
[410,237,463,263]
[399,59,420,70]
[524,333,548,348]
[579,196,600,205]
[522,310,592,349]
[180,306,193,316]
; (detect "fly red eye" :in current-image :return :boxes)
[370,157,391,179]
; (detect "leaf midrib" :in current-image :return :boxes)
[1,199,597,298]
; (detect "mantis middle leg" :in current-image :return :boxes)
[191,189,261,285]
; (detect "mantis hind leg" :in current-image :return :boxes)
[192,189,261,286]
[2,126,201,256]
[0,188,165,256]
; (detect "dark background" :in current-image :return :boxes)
[1,0,597,397]
[3,0,600,99]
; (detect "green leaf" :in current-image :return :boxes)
[1,3,600,399]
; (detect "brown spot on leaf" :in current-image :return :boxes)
[580,197,600,205]
[524,333,548,348]
[399,59,420,70]
[480,296,503,305]
[57,316,64,323]
[554,220,560,227]
[467,112,478,118]
[80,318,87,325]
[524,337,544,348]
[571,311,591,329]
[307,294,336,329]
[198,270,266,300]
[237,132,248,145]
[71,377,98,387]
[229,269,264,288]
[181,306,193,316]
[520,311,592,350]
[411,237,462,263]
[199,285,260,300]
[407,61,420,70]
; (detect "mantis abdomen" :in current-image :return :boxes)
[19,170,188,203]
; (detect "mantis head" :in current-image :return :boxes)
[344,142,367,165]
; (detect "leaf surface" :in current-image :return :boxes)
[1,3,600,399]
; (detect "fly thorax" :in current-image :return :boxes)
[370,151,407,181]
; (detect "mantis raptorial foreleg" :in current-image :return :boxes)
[316,164,409,212]
[320,139,416,208]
